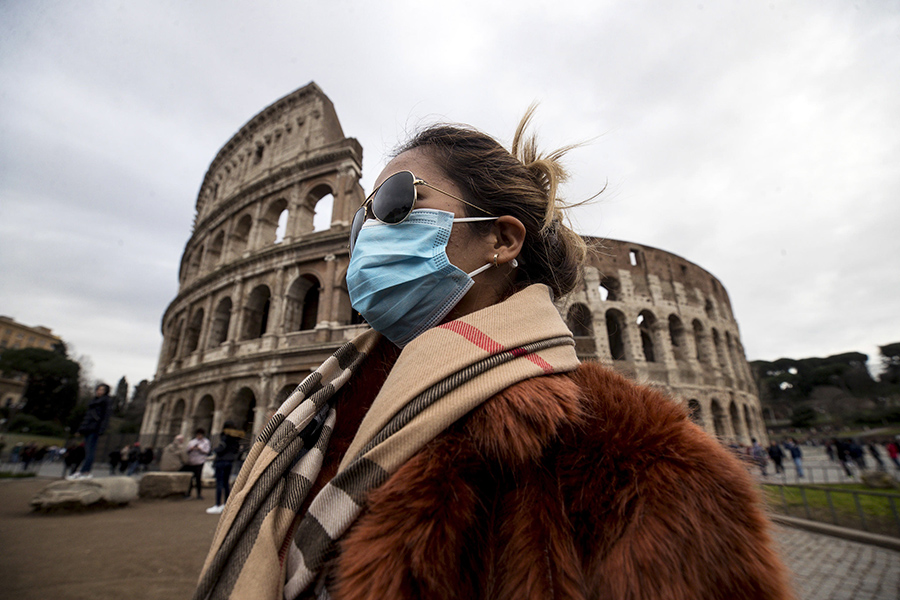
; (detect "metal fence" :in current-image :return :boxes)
[764,483,900,538]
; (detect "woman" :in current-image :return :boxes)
[196,111,792,600]
[206,421,244,515]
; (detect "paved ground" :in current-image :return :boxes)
[1,469,898,599]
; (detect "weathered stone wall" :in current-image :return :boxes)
[141,83,765,448]
[561,240,764,443]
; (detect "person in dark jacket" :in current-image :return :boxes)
[108,448,121,475]
[206,421,243,515]
[63,440,86,477]
[767,441,785,475]
[68,383,112,479]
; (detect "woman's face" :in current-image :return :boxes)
[370,148,501,319]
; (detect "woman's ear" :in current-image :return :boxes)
[491,216,526,265]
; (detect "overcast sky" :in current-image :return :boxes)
[1,1,898,389]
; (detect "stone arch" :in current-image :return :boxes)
[208,297,232,347]
[712,328,728,371]
[169,399,186,436]
[165,317,184,363]
[729,401,744,441]
[206,230,225,271]
[668,314,688,361]
[566,303,593,337]
[187,244,204,281]
[183,308,204,355]
[299,183,336,234]
[241,285,272,340]
[227,214,253,260]
[605,309,628,361]
[229,387,257,435]
[637,310,658,363]
[705,298,717,320]
[692,319,712,364]
[687,399,703,427]
[284,274,321,331]
[259,198,289,246]
[193,394,215,435]
[599,275,620,302]
[710,399,726,438]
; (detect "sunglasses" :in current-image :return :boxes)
[349,170,494,254]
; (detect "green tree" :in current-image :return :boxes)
[879,343,900,385]
[789,406,817,428]
[114,376,129,413]
[0,347,80,422]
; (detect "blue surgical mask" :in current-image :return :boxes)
[346,209,496,347]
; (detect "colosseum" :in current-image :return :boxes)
[140,82,765,449]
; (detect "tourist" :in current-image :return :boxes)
[848,439,867,470]
[62,439,85,477]
[788,437,804,478]
[183,428,209,499]
[126,442,142,475]
[887,438,900,470]
[160,434,187,472]
[751,438,768,476]
[68,383,113,480]
[867,442,886,471]
[833,438,855,477]
[206,421,243,515]
[139,445,155,472]
[195,111,792,599]
[118,443,131,473]
[767,440,785,475]
[108,447,121,475]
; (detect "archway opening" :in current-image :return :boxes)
[209,297,232,347]
[242,285,272,340]
[605,309,627,361]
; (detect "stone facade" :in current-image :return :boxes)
[560,241,764,443]
[141,82,765,448]
[0,316,63,408]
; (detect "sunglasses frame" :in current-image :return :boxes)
[349,170,494,253]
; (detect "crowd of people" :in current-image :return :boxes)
[728,435,900,478]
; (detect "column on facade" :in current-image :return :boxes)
[320,254,337,327]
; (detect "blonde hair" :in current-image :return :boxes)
[396,108,589,297]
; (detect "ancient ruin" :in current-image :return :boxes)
[140,82,764,447]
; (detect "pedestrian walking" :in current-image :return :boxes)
[63,440,85,477]
[183,428,209,499]
[767,441,785,475]
[867,443,886,471]
[788,438,804,478]
[206,421,243,515]
[887,439,900,470]
[108,448,121,475]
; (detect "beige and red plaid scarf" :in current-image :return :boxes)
[194,284,580,600]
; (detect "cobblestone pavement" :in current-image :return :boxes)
[774,524,900,600]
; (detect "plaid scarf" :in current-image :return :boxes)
[194,284,580,600]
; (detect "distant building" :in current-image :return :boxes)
[0,316,63,407]
[140,83,765,448]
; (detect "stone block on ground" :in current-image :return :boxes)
[139,472,192,498]
[30,477,139,511]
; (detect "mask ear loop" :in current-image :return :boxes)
[469,255,519,278]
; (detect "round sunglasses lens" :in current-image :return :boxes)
[373,171,415,224]
[349,206,367,254]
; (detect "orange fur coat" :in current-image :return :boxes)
[319,359,793,599]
